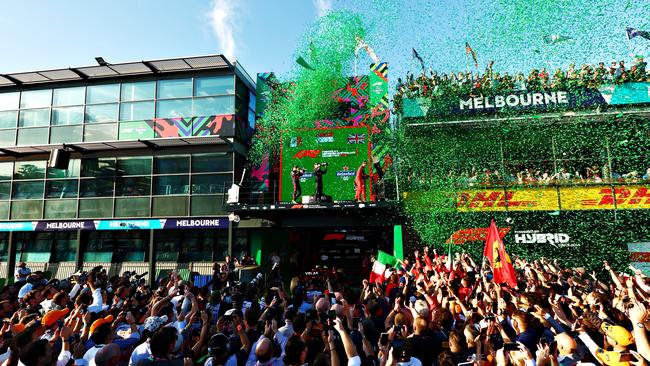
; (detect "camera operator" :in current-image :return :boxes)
[291,166,306,204]
[313,162,328,202]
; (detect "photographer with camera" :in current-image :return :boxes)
[313,163,328,202]
[291,166,306,204]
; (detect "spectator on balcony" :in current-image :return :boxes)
[514,73,526,90]
[14,262,31,284]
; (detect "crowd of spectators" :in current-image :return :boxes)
[2,246,650,366]
[393,57,649,113]
[406,165,650,190]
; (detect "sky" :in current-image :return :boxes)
[0,0,649,86]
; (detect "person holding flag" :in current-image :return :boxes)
[483,218,518,288]
[369,250,398,283]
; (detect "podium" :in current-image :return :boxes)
[301,195,333,204]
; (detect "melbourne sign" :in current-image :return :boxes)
[459,91,569,111]
[0,217,229,232]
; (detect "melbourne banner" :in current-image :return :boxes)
[0,217,229,232]
[402,82,650,119]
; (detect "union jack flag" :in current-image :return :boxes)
[347,133,365,144]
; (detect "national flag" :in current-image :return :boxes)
[347,133,366,144]
[296,56,315,71]
[543,34,573,45]
[412,48,425,71]
[370,250,398,283]
[626,27,650,41]
[316,132,334,143]
[483,219,518,288]
[290,136,302,148]
[465,42,478,67]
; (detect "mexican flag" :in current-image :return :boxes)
[370,250,398,283]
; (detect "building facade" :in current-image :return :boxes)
[0,55,255,283]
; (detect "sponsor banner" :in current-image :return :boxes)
[118,121,155,140]
[513,230,576,248]
[0,217,228,232]
[0,222,36,232]
[560,186,614,210]
[322,150,358,158]
[446,227,511,244]
[336,169,356,180]
[628,242,650,276]
[457,188,559,212]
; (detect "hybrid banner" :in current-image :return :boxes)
[0,217,229,232]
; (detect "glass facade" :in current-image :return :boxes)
[0,153,232,219]
[0,68,255,265]
[0,76,236,146]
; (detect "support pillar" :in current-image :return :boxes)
[148,229,156,287]
[6,232,15,285]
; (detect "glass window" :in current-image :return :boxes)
[193,96,234,116]
[20,89,52,108]
[0,130,16,146]
[81,158,116,177]
[80,178,114,197]
[53,87,85,106]
[115,197,150,217]
[156,99,192,118]
[11,201,42,220]
[51,232,78,260]
[0,204,8,220]
[191,153,232,173]
[0,92,19,111]
[19,108,50,127]
[0,111,17,128]
[117,157,151,176]
[48,159,80,178]
[85,104,118,123]
[17,127,48,146]
[0,182,10,200]
[115,176,150,196]
[0,163,12,181]
[12,181,44,199]
[191,174,231,194]
[153,175,189,195]
[46,180,78,198]
[52,106,84,125]
[84,123,117,142]
[84,232,113,261]
[158,79,192,99]
[152,196,188,216]
[86,84,119,104]
[50,125,83,144]
[14,161,46,179]
[79,198,113,218]
[45,200,77,220]
[249,91,256,111]
[121,81,155,101]
[191,195,225,215]
[154,156,189,174]
[194,76,234,96]
[155,233,179,262]
[120,101,154,121]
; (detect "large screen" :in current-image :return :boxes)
[280,126,371,202]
